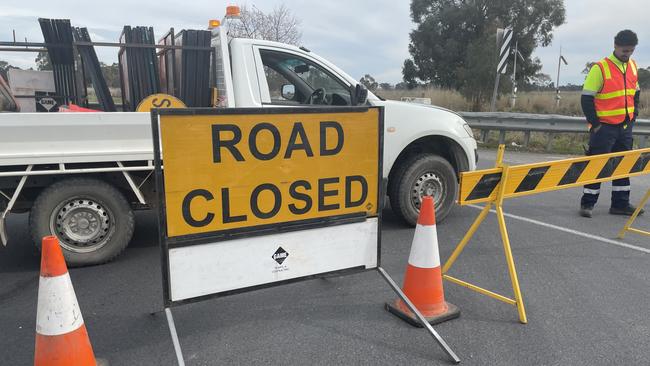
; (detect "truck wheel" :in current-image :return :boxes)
[29,178,134,267]
[389,154,457,226]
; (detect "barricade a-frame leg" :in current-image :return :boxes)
[441,145,528,324]
[618,188,650,238]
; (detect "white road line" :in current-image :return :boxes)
[468,204,650,254]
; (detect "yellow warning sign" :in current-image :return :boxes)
[137,94,186,112]
[459,148,650,205]
[158,108,381,238]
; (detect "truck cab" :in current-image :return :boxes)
[215,29,477,225]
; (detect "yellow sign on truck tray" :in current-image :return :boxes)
[156,107,382,238]
[136,94,186,112]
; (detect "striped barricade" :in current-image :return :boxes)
[444,146,650,324]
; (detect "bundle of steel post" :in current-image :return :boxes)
[118,26,160,111]
[157,29,176,97]
[72,27,116,111]
[174,30,212,107]
[38,18,78,106]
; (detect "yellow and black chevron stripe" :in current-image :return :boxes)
[459,148,650,205]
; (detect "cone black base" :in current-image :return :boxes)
[385,301,460,327]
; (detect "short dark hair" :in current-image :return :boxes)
[615,30,638,46]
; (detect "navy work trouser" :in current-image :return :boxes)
[581,122,633,209]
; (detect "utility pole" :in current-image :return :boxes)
[510,41,524,109]
[555,46,568,109]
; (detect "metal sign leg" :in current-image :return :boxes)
[165,308,186,366]
[377,267,460,364]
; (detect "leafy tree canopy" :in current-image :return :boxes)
[404,0,566,102]
[0,60,22,81]
[228,4,302,45]
[35,51,52,71]
[359,74,378,91]
[638,67,650,90]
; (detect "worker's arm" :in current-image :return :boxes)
[581,95,598,128]
[582,64,604,130]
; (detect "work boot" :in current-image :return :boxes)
[579,205,593,218]
[609,205,645,216]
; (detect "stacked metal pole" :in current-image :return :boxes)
[174,30,211,107]
[72,27,116,111]
[118,26,160,111]
[38,18,78,106]
[157,28,176,96]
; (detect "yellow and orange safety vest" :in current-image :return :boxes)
[594,58,638,124]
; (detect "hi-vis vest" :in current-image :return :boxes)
[595,58,638,124]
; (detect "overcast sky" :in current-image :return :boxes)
[1,0,648,86]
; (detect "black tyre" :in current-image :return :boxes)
[29,178,134,267]
[389,154,458,226]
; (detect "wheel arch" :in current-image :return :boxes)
[8,171,149,213]
[387,135,469,197]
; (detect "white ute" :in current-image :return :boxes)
[0,13,476,266]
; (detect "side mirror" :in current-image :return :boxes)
[350,84,368,106]
[281,84,296,100]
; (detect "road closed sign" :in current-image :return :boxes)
[152,107,383,304]
[158,108,381,238]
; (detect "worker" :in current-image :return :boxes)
[580,29,644,218]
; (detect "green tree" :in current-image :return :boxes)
[582,62,596,74]
[523,72,553,91]
[394,82,408,90]
[638,67,650,89]
[457,32,506,109]
[402,59,419,89]
[0,60,18,80]
[35,51,52,71]
[404,0,565,102]
[359,74,378,91]
[99,62,120,88]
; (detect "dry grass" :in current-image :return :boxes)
[377,87,473,111]
[377,87,650,154]
[85,87,123,105]
[378,88,650,118]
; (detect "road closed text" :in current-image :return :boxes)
[159,109,380,237]
[182,175,369,227]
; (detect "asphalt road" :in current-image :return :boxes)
[1,149,649,365]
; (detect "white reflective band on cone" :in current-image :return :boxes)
[612,186,631,191]
[36,273,85,336]
[583,188,601,194]
[407,224,441,268]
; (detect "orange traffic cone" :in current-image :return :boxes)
[34,236,97,366]
[386,196,460,326]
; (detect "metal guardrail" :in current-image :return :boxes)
[458,112,650,149]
